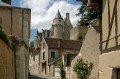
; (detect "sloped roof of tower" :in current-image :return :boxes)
[55,9,63,19]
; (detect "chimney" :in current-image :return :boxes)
[66,13,69,19]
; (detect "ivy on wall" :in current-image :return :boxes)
[0,25,16,50]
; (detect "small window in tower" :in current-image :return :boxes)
[43,52,45,59]
[43,43,45,49]
[59,20,61,22]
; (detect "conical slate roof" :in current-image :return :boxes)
[55,9,63,19]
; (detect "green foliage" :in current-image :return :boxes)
[56,61,66,79]
[30,41,34,47]
[76,0,100,26]
[73,58,93,79]
[0,25,15,50]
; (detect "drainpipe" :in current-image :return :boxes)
[21,9,24,39]
[10,8,13,34]
[14,49,17,79]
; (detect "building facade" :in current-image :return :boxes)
[0,1,31,79]
[40,37,81,78]
[71,26,100,79]
[99,0,120,79]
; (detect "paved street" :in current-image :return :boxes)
[29,75,46,79]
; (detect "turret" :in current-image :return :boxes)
[52,9,64,39]
[34,30,40,49]
[64,13,72,26]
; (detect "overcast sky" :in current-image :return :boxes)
[12,0,81,41]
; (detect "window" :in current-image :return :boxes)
[117,69,120,79]
[51,51,55,58]
[43,43,45,49]
[33,56,35,61]
[67,55,71,66]
[112,69,120,79]
[43,52,45,59]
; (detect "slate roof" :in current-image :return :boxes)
[55,9,63,19]
[45,38,82,50]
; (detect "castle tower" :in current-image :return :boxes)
[34,30,40,49]
[51,9,64,39]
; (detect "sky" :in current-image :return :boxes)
[11,0,81,42]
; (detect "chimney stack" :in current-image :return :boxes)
[66,13,69,19]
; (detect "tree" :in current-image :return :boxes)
[30,41,34,47]
[76,0,100,26]
[73,58,93,79]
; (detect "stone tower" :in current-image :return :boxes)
[34,30,40,49]
[51,9,64,39]
[64,13,73,39]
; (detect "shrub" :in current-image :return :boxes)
[73,58,93,79]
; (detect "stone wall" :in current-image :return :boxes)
[70,27,88,40]
[71,27,100,79]
[99,50,120,79]
[0,7,31,45]
[0,39,15,79]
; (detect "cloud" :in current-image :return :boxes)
[20,0,81,31]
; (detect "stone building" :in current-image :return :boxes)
[29,31,41,75]
[0,1,31,79]
[39,37,82,78]
[99,0,120,79]
[29,48,40,75]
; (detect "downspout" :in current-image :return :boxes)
[11,8,17,79]
[10,8,13,34]
[14,48,17,79]
[22,9,24,39]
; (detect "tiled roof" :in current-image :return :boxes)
[29,47,40,55]
[45,38,82,50]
